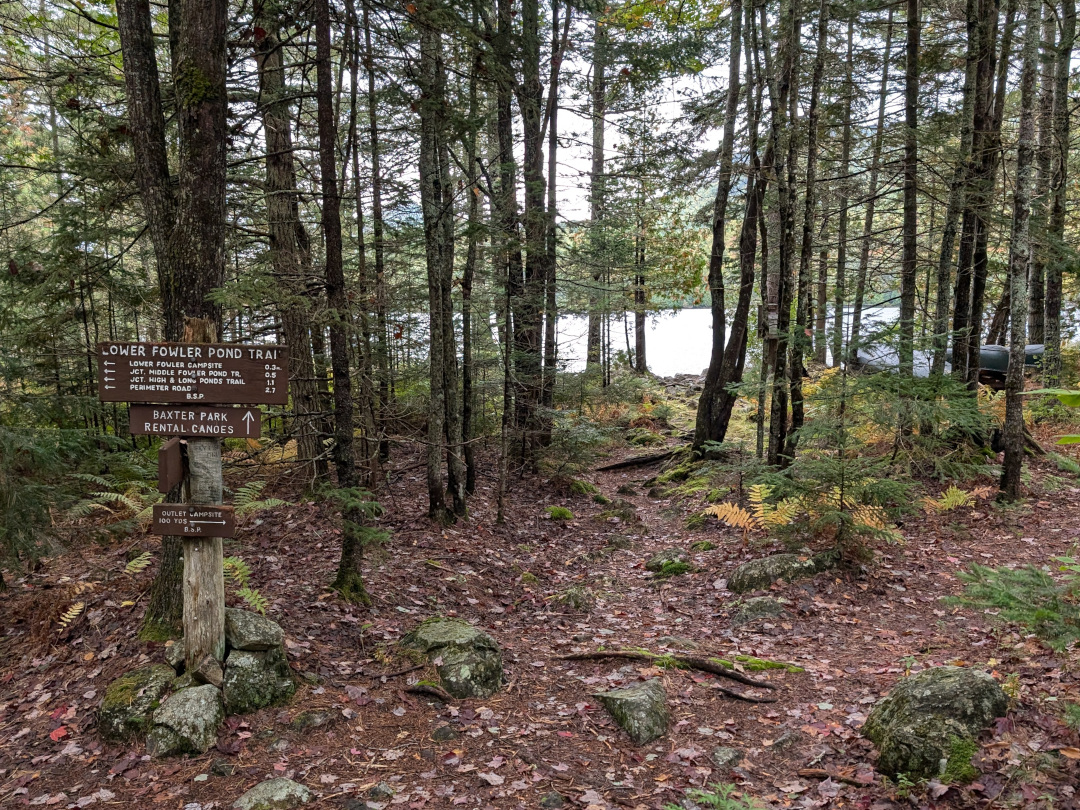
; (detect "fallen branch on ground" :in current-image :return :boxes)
[797,768,871,787]
[594,449,678,471]
[405,683,455,703]
[556,649,784,701]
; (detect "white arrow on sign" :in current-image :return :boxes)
[243,410,256,435]
[190,520,227,525]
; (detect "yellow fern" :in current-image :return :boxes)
[704,502,756,532]
[58,602,84,629]
[747,485,771,521]
[761,498,799,527]
[920,485,977,513]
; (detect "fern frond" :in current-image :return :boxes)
[705,502,756,531]
[125,551,153,576]
[57,602,84,629]
[223,556,251,587]
[762,498,799,527]
[747,485,772,524]
[237,586,268,615]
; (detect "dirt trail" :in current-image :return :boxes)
[1,440,1079,809]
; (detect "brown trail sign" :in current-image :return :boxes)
[130,405,262,438]
[96,342,289,405]
[153,504,236,538]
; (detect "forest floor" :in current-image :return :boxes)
[2,397,1080,810]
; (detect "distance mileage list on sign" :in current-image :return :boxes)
[96,342,289,405]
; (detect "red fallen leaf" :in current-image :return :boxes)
[557,731,573,737]
[49,726,68,741]
[50,705,67,721]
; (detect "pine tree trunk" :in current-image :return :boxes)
[899,0,919,382]
[316,0,367,600]
[255,12,325,486]
[1044,0,1074,384]
[586,18,607,369]
[850,9,893,364]
[763,0,799,466]
[831,16,853,368]
[1000,0,1040,501]
[363,0,391,461]
[786,0,829,458]
[932,0,979,374]
[1028,5,1055,344]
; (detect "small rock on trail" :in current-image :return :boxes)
[594,679,669,745]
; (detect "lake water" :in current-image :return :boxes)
[554,307,902,377]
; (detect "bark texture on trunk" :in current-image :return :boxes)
[255,12,324,485]
[692,0,743,449]
[316,0,369,600]
[1001,0,1040,501]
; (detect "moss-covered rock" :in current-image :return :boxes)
[402,618,503,699]
[727,549,840,594]
[594,679,668,745]
[645,548,688,572]
[99,665,175,742]
[232,777,312,809]
[626,427,665,447]
[147,684,224,757]
[225,608,285,651]
[862,666,1008,781]
[731,596,789,627]
[223,647,296,715]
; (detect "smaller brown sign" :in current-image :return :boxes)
[158,437,184,494]
[130,405,262,438]
[153,504,236,538]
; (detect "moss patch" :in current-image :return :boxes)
[690,540,717,551]
[942,735,979,783]
[546,506,573,520]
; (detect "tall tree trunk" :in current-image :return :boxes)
[763,0,799,466]
[692,0,742,448]
[317,0,368,601]
[116,0,183,640]
[831,15,854,368]
[255,11,325,486]
[1001,0,1040,501]
[515,0,548,453]
[1044,0,1075,384]
[900,0,919,383]
[462,11,481,496]
[363,0,391,461]
[932,0,979,374]
[849,8,893,363]
[786,0,829,458]
[1028,4,1056,344]
[586,17,607,368]
[814,216,829,364]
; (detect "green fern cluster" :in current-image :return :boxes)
[224,555,269,614]
[232,480,290,516]
[665,783,762,810]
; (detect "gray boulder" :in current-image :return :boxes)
[225,608,285,651]
[147,684,224,757]
[594,679,669,745]
[645,548,687,573]
[223,647,296,715]
[862,666,1008,781]
[732,596,789,627]
[98,664,175,742]
[232,777,312,810]
[728,550,840,594]
[402,618,503,699]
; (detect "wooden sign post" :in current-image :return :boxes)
[95,336,287,671]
